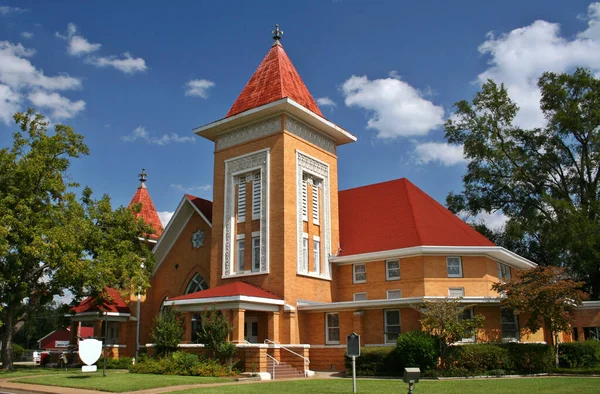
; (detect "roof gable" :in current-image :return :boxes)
[71,287,130,314]
[226,43,322,118]
[129,185,163,239]
[169,281,283,301]
[338,178,494,256]
[185,194,213,224]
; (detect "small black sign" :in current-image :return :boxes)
[347,332,360,357]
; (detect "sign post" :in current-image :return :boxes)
[347,332,360,393]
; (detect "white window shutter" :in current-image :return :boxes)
[238,178,246,221]
[312,183,319,224]
[252,172,261,219]
[302,180,308,221]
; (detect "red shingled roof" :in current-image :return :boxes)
[185,194,213,224]
[169,282,283,301]
[338,178,495,256]
[71,287,130,314]
[226,42,322,118]
[129,185,163,239]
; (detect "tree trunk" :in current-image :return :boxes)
[1,306,15,371]
[554,333,560,369]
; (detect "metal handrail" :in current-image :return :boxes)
[266,353,279,379]
[264,339,310,377]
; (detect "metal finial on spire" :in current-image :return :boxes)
[272,24,283,42]
[138,168,148,188]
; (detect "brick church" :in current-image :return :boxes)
[70,27,600,377]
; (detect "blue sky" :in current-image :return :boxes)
[1,0,599,229]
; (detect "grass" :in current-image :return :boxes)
[0,366,77,379]
[178,377,600,394]
[14,370,230,392]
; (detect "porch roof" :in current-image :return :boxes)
[164,282,284,312]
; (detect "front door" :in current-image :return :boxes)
[244,316,258,343]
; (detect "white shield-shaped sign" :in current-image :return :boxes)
[79,339,102,366]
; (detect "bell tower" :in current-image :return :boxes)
[195,26,356,312]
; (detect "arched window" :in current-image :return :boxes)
[185,273,208,295]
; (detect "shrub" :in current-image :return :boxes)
[559,341,600,368]
[344,347,402,376]
[445,344,513,375]
[11,344,25,361]
[129,351,234,377]
[151,308,185,356]
[497,342,553,373]
[396,331,440,371]
[196,306,232,359]
[104,357,133,369]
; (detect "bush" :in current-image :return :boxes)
[559,341,600,368]
[11,344,25,360]
[396,331,440,371]
[345,347,403,376]
[445,344,513,375]
[100,356,133,369]
[151,308,185,356]
[129,351,234,377]
[497,342,553,373]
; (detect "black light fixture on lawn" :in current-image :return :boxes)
[403,367,420,394]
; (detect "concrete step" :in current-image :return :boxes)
[266,361,305,379]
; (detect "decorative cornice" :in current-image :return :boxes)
[286,116,335,154]
[216,117,281,151]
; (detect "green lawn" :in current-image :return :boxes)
[179,377,600,394]
[0,366,78,379]
[15,371,231,392]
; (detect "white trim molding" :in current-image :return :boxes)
[164,295,284,313]
[297,296,502,312]
[330,245,537,270]
[223,149,270,278]
[296,150,331,279]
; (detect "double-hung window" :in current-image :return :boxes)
[313,237,320,274]
[458,307,475,342]
[384,310,401,343]
[501,308,519,341]
[302,234,309,272]
[353,263,366,284]
[251,235,260,272]
[497,263,511,281]
[326,313,340,344]
[236,238,245,273]
[448,287,465,297]
[584,327,600,340]
[387,290,402,299]
[447,257,463,278]
[353,292,367,301]
[386,259,400,281]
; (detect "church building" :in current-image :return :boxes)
[70,27,600,378]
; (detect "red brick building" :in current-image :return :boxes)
[71,29,600,377]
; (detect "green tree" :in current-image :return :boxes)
[492,266,588,367]
[445,68,600,299]
[151,308,185,356]
[416,298,484,366]
[197,305,235,368]
[0,110,155,370]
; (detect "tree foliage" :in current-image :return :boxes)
[416,298,484,365]
[492,266,587,366]
[0,109,155,369]
[445,68,600,298]
[196,305,235,365]
[151,308,185,356]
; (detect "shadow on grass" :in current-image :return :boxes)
[67,375,92,379]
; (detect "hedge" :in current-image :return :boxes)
[396,331,440,372]
[496,342,554,373]
[444,344,514,375]
[344,347,402,376]
[129,351,235,377]
[559,341,600,368]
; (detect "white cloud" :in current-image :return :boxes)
[0,84,21,123]
[477,3,600,129]
[20,32,33,39]
[170,184,212,194]
[0,41,84,123]
[56,23,101,56]
[57,24,146,74]
[28,91,85,119]
[0,41,81,91]
[316,97,336,108]
[461,210,509,231]
[185,79,215,98]
[0,6,28,15]
[341,73,445,138]
[121,126,195,145]
[157,211,174,227]
[414,142,467,166]
[87,53,147,74]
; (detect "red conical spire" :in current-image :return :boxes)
[128,169,163,239]
[226,26,322,118]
